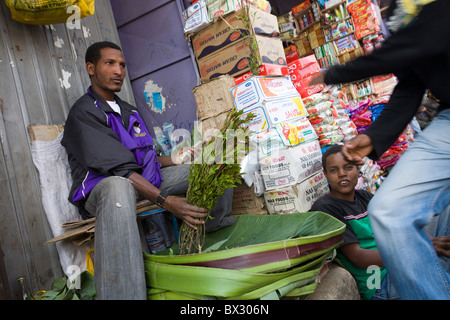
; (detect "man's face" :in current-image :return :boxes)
[323,152,359,199]
[87,47,126,100]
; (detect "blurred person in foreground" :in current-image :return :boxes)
[309,0,450,299]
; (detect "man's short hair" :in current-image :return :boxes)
[85,41,122,65]
[322,144,343,172]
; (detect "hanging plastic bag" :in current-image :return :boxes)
[5,0,95,25]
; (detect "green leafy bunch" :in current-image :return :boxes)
[179,108,255,254]
[31,271,95,300]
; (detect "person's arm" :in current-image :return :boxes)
[128,172,207,229]
[429,235,450,258]
[340,243,384,269]
[342,72,426,162]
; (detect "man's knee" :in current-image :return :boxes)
[98,176,135,197]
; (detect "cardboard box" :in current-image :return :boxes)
[263,170,329,214]
[231,76,298,110]
[289,139,323,182]
[289,63,320,81]
[199,111,229,141]
[206,0,269,21]
[293,32,312,57]
[231,182,268,215]
[259,147,297,190]
[242,105,270,134]
[192,7,279,61]
[251,127,286,157]
[183,0,209,35]
[259,139,322,190]
[338,47,363,64]
[197,35,286,82]
[264,96,308,125]
[307,22,325,49]
[193,75,236,120]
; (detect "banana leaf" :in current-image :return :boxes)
[144,211,345,273]
[145,254,327,299]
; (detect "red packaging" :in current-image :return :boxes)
[289,63,320,81]
[292,74,325,98]
[288,54,318,70]
[234,64,289,85]
[286,50,300,65]
[292,0,311,16]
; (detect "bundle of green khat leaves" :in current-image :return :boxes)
[179,108,255,254]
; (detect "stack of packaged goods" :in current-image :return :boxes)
[347,98,372,133]
[356,157,384,194]
[346,0,380,40]
[278,11,299,42]
[303,89,357,151]
[184,0,284,216]
[286,50,325,99]
[376,124,415,169]
[188,1,285,84]
[230,76,330,214]
[346,89,414,170]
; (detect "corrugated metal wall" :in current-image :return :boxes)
[111,0,200,152]
[0,0,134,299]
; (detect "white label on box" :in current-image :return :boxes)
[231,76,299,110]
[264,187,299,214]
[183,0,209,34]
[259,148,297,190]
[251,128,285,158]
[259,139,323,191]
[263,170,329,214]
[264,95,307,125]
[296,170,329,209]
[291,139,323,182]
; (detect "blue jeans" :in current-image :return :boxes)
[368,109,450,300]
[84,164,234,299]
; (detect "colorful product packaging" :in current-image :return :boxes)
[234,64,288,85]
[241,95,308,134]
[231,76,298,110]
[287,54,325,98]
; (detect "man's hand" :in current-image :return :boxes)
[164,196,208,229]
[430,235,450,258]
[308,70,327,86]
[172,142,202,165]
[342,134,374,165]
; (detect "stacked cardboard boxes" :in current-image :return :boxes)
[185,1,330,215]
[190,4,286,83]
[230,75,329,214]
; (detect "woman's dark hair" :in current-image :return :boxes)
[85,41,122,65]
[321,144,343,172]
